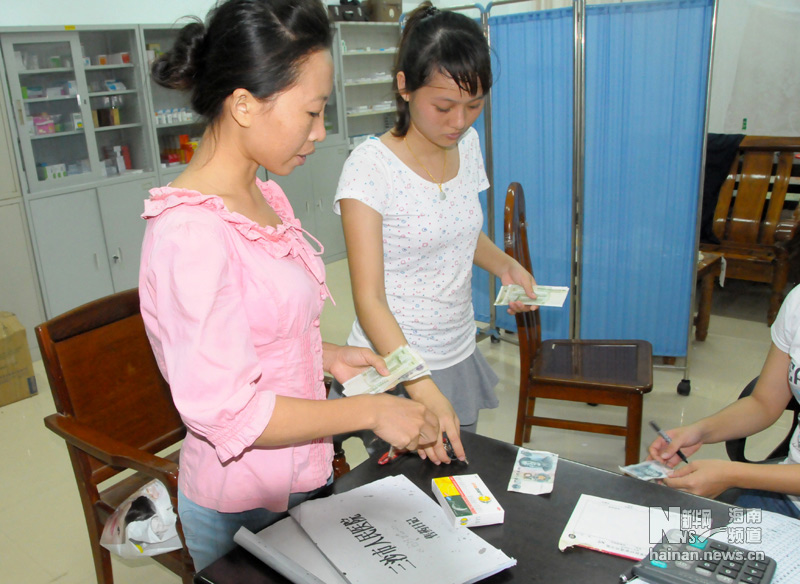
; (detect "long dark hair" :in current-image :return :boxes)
[152,0,332,124]
[392,2,492,137]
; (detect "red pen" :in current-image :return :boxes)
[378,446,400,465]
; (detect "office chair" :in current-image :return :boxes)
[504,182,654,465]
[726,376,800,464]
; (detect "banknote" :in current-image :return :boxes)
[342,345,430,396]
[619,460,673,481]
[493,284,570,308]
[507,448,558,495]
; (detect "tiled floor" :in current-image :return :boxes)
[0,262,792,584]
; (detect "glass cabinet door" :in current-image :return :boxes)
[1,32,97,191]
[79,28,154,180]
[141,27,205,178]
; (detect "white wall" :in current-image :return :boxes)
[0,0,790,135]
[0,0,219,27]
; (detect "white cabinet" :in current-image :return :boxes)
[0,27,156,193]
[97,179,151,291]
[337,22,400,144]
[0,72,44,356]
[139,26,206,185]
[0,199,44,357]
[268,144,349,262]
[27,176,156,317]
[28,189,114,317]
[0,23,356,321]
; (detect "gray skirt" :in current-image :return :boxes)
[329,347,499,442]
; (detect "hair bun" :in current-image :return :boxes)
[151,19,206,91]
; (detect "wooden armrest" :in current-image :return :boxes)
[775,215,800,243]
[44,413,179,488]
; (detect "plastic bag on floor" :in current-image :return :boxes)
[100,479,182,559]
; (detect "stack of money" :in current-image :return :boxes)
[618,460,673,481]
[342,345,430,396]
[507,448,558,495]
[493,284,570,308]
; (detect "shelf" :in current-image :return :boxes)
[343,49,397,56]
[339,21,400,27]
[161,163,188,172]
[94,122,142,132]
[347,107,396,118]
[344,78,393,87]
[30,129,85,140]
[84,64,135,71]
[155,120,203,129]
[89,90,138,98]
[24,95,77,103]
[19,67,74,76]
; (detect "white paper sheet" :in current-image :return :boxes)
[559,494,679,561]
[289,475,516,584]
[234,518,348,584]
[710,508,800,584]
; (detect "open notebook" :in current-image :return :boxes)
[235,474,516,584]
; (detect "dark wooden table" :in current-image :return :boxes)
[194,431,733,583]
[695,252,722,341]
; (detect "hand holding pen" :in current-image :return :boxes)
[649,420,689,464]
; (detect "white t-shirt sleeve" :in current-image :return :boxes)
[333,140,392,216]
[771,285,800,353]
[465,129,490,193]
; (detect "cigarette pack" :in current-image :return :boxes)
[432,474,504,528]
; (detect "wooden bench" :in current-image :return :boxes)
[700,136,800,324]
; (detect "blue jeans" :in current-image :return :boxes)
[734,489,800,520]
[178,476,332,572]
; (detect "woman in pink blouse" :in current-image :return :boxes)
[139,0,439,570]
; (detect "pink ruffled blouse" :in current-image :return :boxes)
[139,179,333,513]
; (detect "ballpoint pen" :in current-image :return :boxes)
[378,445,401,465]
[649,420,689,464]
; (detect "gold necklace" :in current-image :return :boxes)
[404,136,447,200]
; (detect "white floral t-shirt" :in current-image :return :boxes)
[769,284,800,509]
[333,128,489,370]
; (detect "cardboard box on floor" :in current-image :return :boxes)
[0,312,38,407]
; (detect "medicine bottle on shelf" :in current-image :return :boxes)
[110,96,121,126]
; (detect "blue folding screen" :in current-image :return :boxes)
[472,0,714,356]
[580,0,713,355]
[473,8,574,341]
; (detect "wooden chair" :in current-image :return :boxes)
[700,136,800,325]
[38,289,352,584]
[37,288,194,584]
[504,183,654,465]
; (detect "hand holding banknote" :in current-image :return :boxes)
[619,460,674,481]
[494,262,539,314]
[494,284,570,308]
[342,345,431,396]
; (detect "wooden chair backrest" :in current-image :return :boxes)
[713,136,800,246]
[36,288,185,486]
[503,182,542,363]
